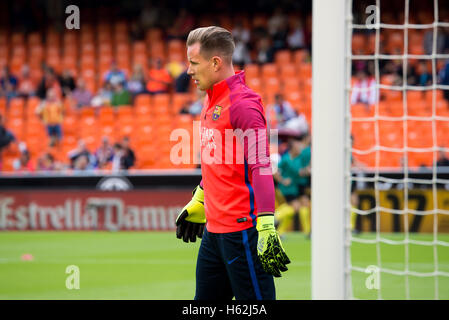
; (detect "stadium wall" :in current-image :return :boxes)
[0,171,448,232]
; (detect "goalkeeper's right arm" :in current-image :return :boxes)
[175,185,206,243]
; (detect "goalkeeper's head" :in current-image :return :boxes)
[186,26,235,91]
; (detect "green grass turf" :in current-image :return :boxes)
[0,231,448,299]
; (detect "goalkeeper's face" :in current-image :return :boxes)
[187,42,218,91]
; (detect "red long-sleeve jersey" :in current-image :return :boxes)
[200,71,275,233]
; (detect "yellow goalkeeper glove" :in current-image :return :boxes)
[256,214,291,277]
[175,185,206,243]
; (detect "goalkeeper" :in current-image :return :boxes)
[175,26,290,300]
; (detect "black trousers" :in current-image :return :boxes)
[194,226,275,300]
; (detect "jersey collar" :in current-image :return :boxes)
[206,70,245,100]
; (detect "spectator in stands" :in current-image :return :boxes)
[273,134,310,238]
[103,61,127,86]
[415,61,432,87]
[255,36,275,64]
[175,70,191,93]
[58,69,76,97]
[36,88,63,147]
[73,154,94,171]
[139,3,159,30]
[267,94,298,129]
[287,19,306,50]
[121,136,136,170]
[351,69,377,106]
[129,20,145,42]
[111,82,131,107]
[95,136,114,169]
[233,34,251,68]
[424,27,448,56]
[36,152,56,171]
[70,78,93,109]
[0,66,18,102]
[268,8,288,51]
[127,64,146,97]
[146,58,172,95]
[439,55,449,103]
[17,65,36,98]
[380,60,403,87]
[36,67,62,100]
[68,139,95,169]
[13,142,34,172]
[166,59,186,81]
[436,149,449,167]
[0,114,15,153]
[111,142,124,172]
[91,82,114,107]
[167,8,194,40]
[232,22,250,45]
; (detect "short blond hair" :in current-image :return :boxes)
[186,26,235,63]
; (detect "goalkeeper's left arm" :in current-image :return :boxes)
[252,166,291,277]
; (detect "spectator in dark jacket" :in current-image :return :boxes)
[0,66,18,102]
[436,149,449,167]
[59,69,76,97]
[121,136,136,169]
[0,114,15,152]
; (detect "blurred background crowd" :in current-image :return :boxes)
[0,0,448,175]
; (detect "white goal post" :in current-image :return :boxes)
[311,0,352,300]
[312,0,449,300]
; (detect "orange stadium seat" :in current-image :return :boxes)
[264,77,281,100]
[27,32,41,46]
[99,122,118,140]
[436,100,449,116]
[244,64,260,80]
[172,93,191,114]
[377,101,390,116]
[386,31,404,54]
[136,104,152,118]
[134,94,152,106]
[293,49,309,65]
[98,107,115,122]
[408,100,431,117]
[261,64,277,78]
[387,100,404,117]
[351,103,371,118]
[153,93,170,107]
[280,64,297,79]
[6,117,25,141]
[382,89,403,102]
[407,90,424,103]
[0,31,8,45]
[8,98,25,119]
[282,77,300,94]
[425,90,444,105]
[116,105,133,118]
[29,45,44,62]
[298,63,312,79]
[246,77,262,93]
[352,33,366,55]
[62,116,79,139]
[0,98,6,116]
[379,151,403,168]
[11,33,25,46]
[146,28,163,43]
[284,91,302,112]
[275,50,292,67]
[150,41,166,61]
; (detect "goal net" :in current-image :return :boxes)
[347,0,449,299]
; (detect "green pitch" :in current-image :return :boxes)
[0,232,448,299]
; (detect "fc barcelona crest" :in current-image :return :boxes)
[212,105,222,120]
